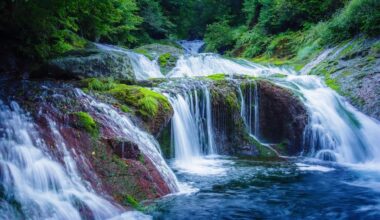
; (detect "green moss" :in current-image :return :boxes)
[249,137,277,159]
[137,96,159,117]
[74,112,99,137]
[271,73,287,78]
[120,105,131,113]
[206,73,227,81]
[138,154,145,164]
[371,41,380,54]
[109,84,170,119]
[158,53,172,67]
[325,75,341,93]
[85,78,116,91]
[124,194,141,210]
[251,56,305,72]
[225,93,239,110]
[157,124,172,158]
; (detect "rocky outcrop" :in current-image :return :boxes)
[0,80,172,206]
[39,44,135,81]
[134,43,184,75]
[257,80,308,155]
[308,37,380,120]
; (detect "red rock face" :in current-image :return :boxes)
[9,81,173,207]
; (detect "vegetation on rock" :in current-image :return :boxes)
[73,111,99,137]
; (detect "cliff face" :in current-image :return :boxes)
[306,38,380,121]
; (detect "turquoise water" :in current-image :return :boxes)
[149,157,380,219]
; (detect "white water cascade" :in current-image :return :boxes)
[0,101,150,220]
[237,81,260,138]
[95,43,163,80]
[281,75,380,164]
[177,40,205,54]
[74,90,179,192]
[166,87,224,175]
[168,41,380,166]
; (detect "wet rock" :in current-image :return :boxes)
[257,80,308,155]
[134,43,184,75]
[2,80,172,205]
[40,44,135,81]
[309,37,380,120]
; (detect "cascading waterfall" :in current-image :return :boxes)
[237,81,260,138]
[167,87,216,162]
[74,89,179,192]
[177,40,205,54]
[0,101,150,220]
[282,75,380,164]
[95,43,163,80]
[168,41,380,166]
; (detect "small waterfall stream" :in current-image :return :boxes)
[95,43,163,80]
[0,101,150,219]
[74,89,180,192]
[237,81,260,139]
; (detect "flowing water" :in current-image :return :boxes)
[74,89,180,193]
[0,101,150,220]
[165,86,219,175]
[2,40,380,219]
[148,41,380,219]
[95,43,163,80]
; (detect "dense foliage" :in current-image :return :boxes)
[0,0,378,62]
[0,0,142,60]
[204,0,380,61]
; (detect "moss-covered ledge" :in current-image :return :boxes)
[81,78,173,136]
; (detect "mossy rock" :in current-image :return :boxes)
[73,111,99,137]
[82,78,173,135]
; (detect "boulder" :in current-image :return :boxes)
[257,80,308,155]
[42,45,135,81]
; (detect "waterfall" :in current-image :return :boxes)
[0,101,150,219]
[237,81,260,138]
[167,87,216,161]
[253,82,260,138]
[169,41,380,165]
[177,40,204,54]
[95,43,163,80]
[280,75,380,164]
[74,89,179,192]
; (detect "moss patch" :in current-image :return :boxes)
[84,78,116,91]
[158,53,172,67]
[206,73,227,81]
[74,111,99,137]
[109,84,170,119]
[124,194,141,210]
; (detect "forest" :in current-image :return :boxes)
[1,0,379,61]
